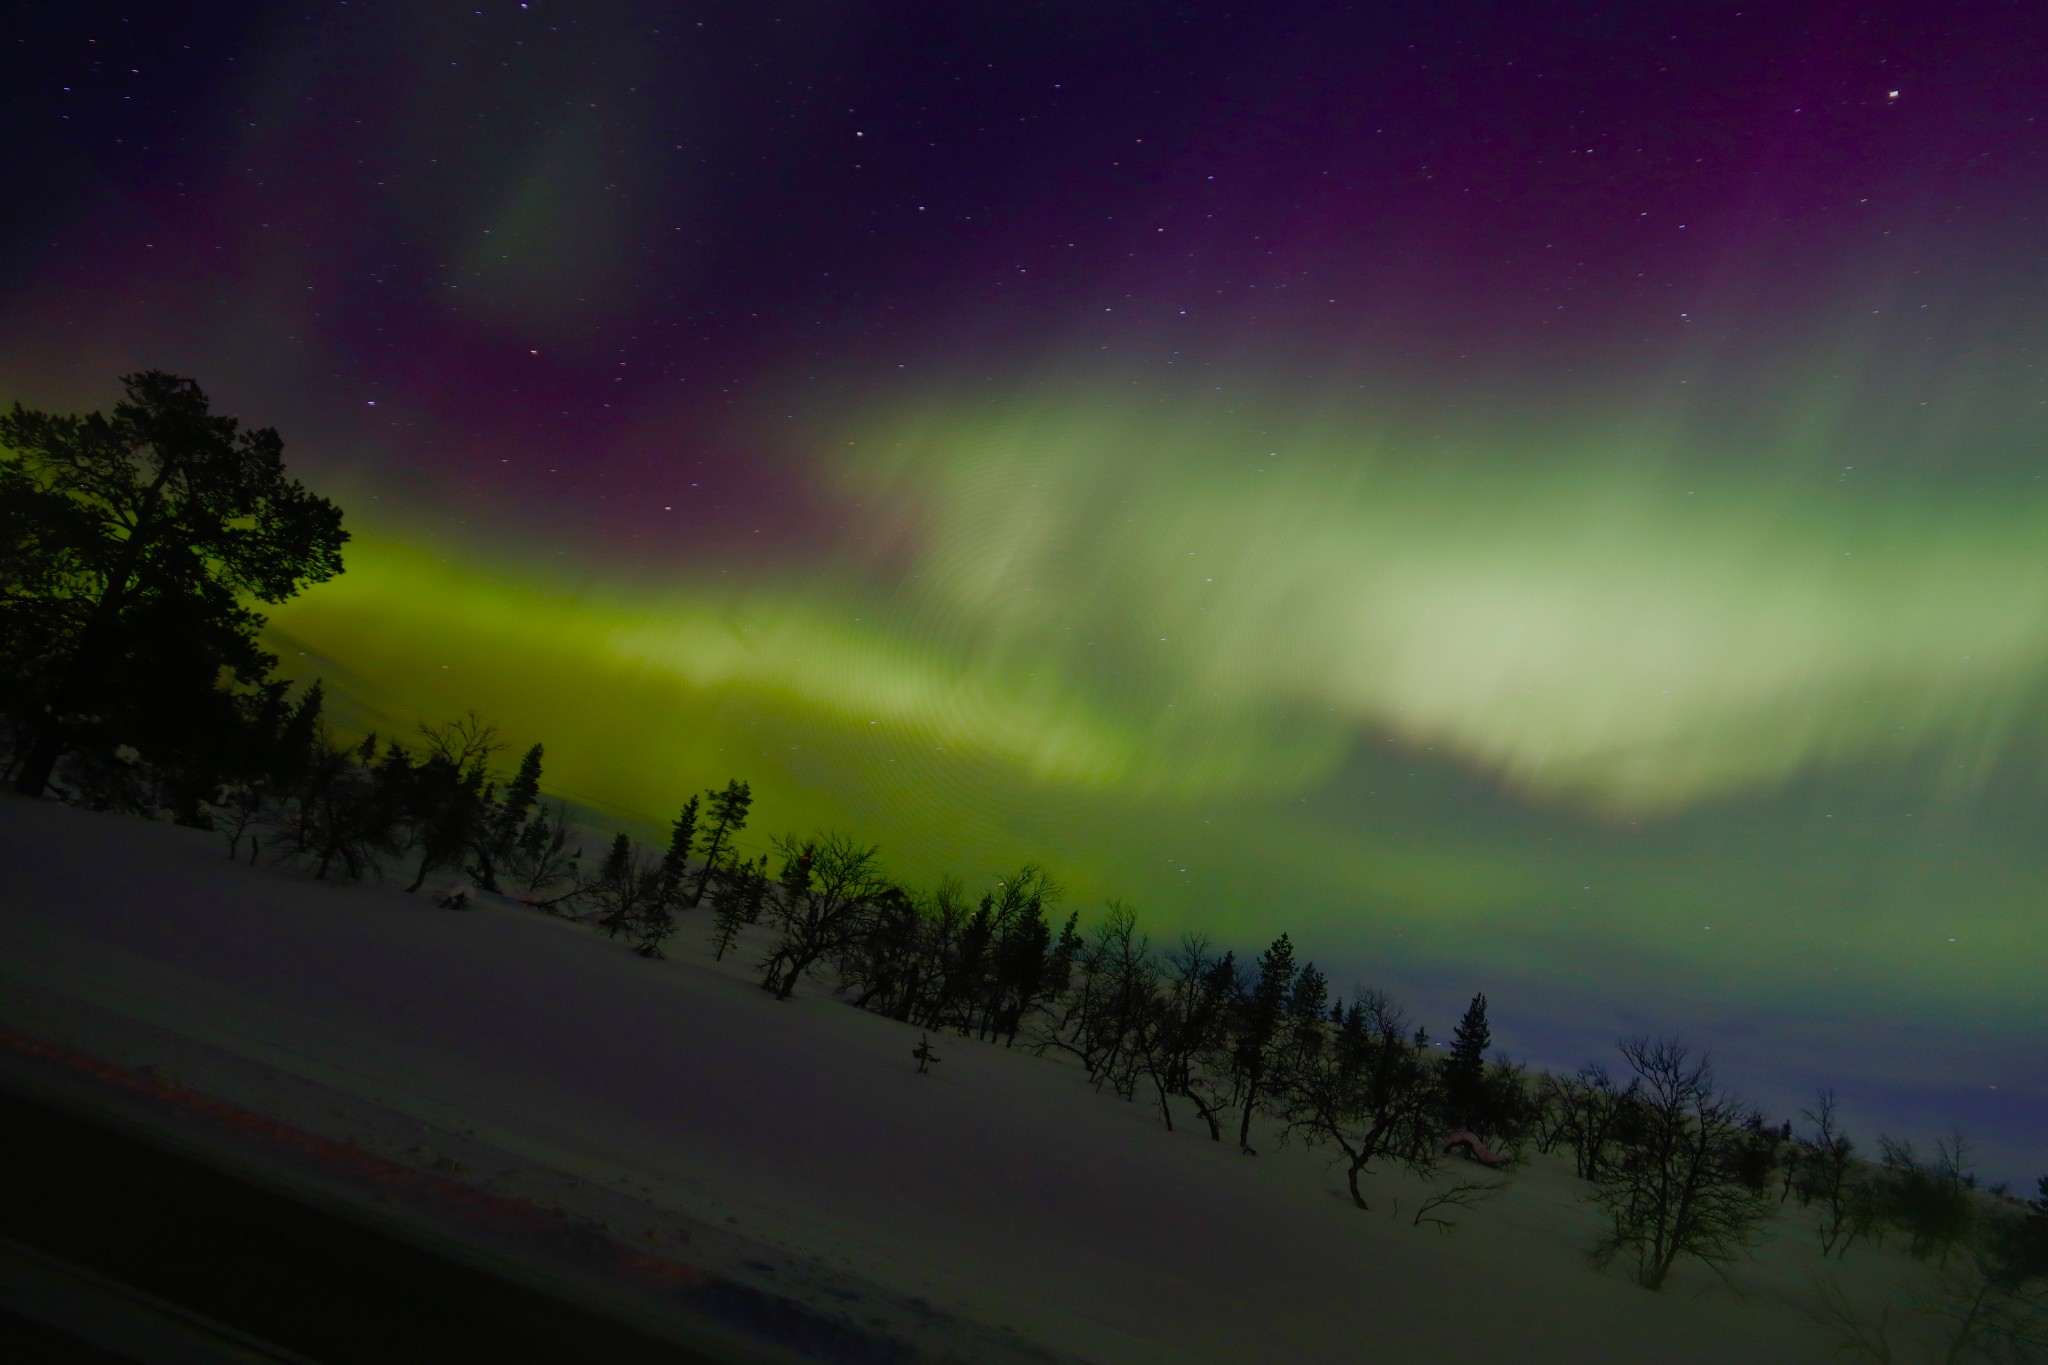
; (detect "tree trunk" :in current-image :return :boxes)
[471,843,500,895]
[14,463,180,798]
[775,950,819,1000]
[1186,1091,1224,1142]
[1346,1157,1371,1210]
[1236,1073,1261,1153]
[689,830,727,907]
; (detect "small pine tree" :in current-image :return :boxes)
[595,833,636,937]
[657,795,699,907]
[1443,992,1492,1127]
[501,742,543,823]
[913,1033,940,1074]
[708,855,767,962]
[474,741,543,892]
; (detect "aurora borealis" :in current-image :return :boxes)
[5,3,2043,1177]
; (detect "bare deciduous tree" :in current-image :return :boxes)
[1549,1061,1640,1183]
[1798,1088,1869,1258]
[1589,1035,1770,1290]
[1281,990,1438,1211]
[759,831,891,999]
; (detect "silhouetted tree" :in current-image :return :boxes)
[982,866,1063,1044]
[403,714,499,893]
[759,831,890,999]
[586,832,663,946]
[2029,1177,2048,1276]
[1040,901,1156,1097]
[509,799,580,900]
[472,741,543,893]
[1473,1052,1541,1152]
[1878,1132,1980,1269]
[1231,933,1296,1154]
[1281,990,1439,1210]
[1135,934,1236,1138]
[215,677,323,862]
[656,795,699,909]
[833,883,921,1011]
[1441,992,1491,1127]
[1912,1184,2048,1363]
[1589,1035,1770,1290]
[689,780,752,907]
[905,876,972,1030]
[710,854,769,962]
[1797,1088,1867,1257]
[0,373,346,798]
[1548,1062,1639,1182]
[290,730,410,882]
[1284,962,1330,1074]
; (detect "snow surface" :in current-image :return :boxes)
[0,795,1923,1362]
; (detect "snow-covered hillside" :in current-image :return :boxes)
[0,796,1921,1362]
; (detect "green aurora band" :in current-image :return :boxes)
[268,376,2048,1061]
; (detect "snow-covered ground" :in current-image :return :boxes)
[0,795,1925,1362]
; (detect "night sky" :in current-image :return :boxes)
[5,3,2044,1179]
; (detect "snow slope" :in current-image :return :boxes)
[0,795,1919,1362]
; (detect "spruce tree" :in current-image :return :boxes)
[1444,992,1492,1128]
[689,779,752,906]
[473,741,543,891]
[596,833,636,937]
[658,795,699,908]
[1287,962,1330,1066]
[709,856,766,962]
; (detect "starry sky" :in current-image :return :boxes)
[4,2,2044,1179]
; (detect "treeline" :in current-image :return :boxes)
[4,375,2044,1349]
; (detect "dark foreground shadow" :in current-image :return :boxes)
[0,1082,763,1364]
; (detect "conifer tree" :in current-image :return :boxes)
[658,795,700,908]
[271,679,324,791]
[594,833,639,937]
[473,741,542,892]
[709,855,768,962]
[1289,963,1330,1039]
[690,779,752,906]
[1443,991,1492,1127]
[1232,932,1296,1153]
